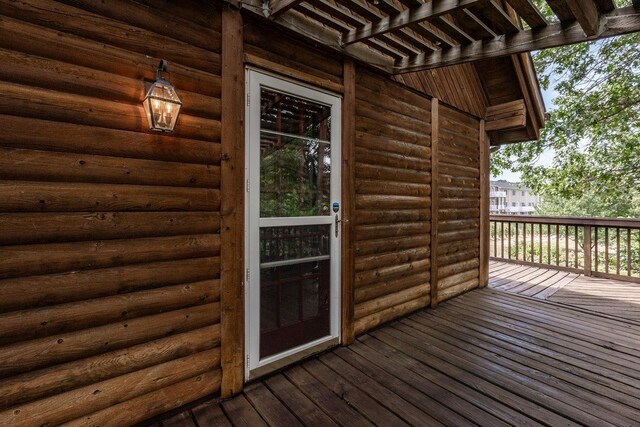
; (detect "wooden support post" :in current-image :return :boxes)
[479,119,489,287]
[430,98,439,308]
[341,58,356,345]
[220,5,245,398]
[584,225,592,276]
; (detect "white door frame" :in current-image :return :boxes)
[244,68,342,379]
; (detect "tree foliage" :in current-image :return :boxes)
[492,0,640,217]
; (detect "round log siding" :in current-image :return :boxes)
[0,0,223,424]
[0,1,486,423]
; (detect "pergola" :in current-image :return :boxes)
[228,0,640,74]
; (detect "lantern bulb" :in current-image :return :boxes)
[143,61,182,132]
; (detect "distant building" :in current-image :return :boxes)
[490,180,541,215]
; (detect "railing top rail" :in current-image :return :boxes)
[490,215,640,228]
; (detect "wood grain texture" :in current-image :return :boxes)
[220,5,245,398]
[0,0,224,423]
[342,58,356,345]
[479,120,490,287]
[398,5,640,72]
[158,286,640,427]
[436,104,481,302]
[353,68,431,334]
[430,98,440,308]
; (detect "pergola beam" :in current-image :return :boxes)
[395,4,640,73]
[504,0,547,29]
[341,0,486,46]
[269,0,305,17]
[225,0,395,73]
[564,0,600,35]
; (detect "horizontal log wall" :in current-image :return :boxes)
[243,15,345,91]
[0,0,222,425]
[352,69,432,335]
[0,0,489,421]
[436,105,482,302]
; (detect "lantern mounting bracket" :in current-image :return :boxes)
[156,59,170,83]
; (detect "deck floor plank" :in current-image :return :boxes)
[415,309,640,412]
[221,394,268,427]
[318,351,442,426]
[191,402,232,427]
[243,382,303,427]
[157,270,640,426]
[374,326,597,426]
[489,261,640,321]
[263,374,338,426]
[284,365,374,427]
[397,317,640,425]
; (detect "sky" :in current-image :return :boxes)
[491,85,557,183]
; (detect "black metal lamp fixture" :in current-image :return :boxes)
[143,60,182,132]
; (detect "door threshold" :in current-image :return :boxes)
[248,337,339,380]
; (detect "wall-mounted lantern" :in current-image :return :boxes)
[143,60,182,132]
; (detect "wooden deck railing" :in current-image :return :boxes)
[490,215,640,283]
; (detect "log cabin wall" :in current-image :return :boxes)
[244,16,345,93]
[0,0,223,424]
[0,0,485,422]
[436,105,482,303]
[352,68,433,335]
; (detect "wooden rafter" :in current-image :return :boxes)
[309,1,422,55]
[341,0,485,45]
[504,0,547,29]
[450,8,497,39]
[269,0,304,17]
[230,0,395,73]
[225,0,640,74]
[469,0,520,34]
[334,0,438,52]
[433,16,476,44]
[397,0,424,7]
[564,0,600,35]
[546,0,577,21]
[395,4,640,73]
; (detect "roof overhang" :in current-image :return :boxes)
[222,0,638,144]
[224,0,640,74]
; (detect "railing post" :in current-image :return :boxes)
[584,225,592,276]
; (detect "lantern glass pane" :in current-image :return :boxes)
[144,81,182,132]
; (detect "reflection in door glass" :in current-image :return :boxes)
[260,260,330,358]
[259,88,331,217]
[259,225,331,358]
[260,88,331,139]
[260,225,329,263]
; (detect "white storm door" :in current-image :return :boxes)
[245,69,342,377]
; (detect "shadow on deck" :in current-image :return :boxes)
[151,285,640,426]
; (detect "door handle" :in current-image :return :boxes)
[335,216,349,238]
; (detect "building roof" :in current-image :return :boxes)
[490,180,531,190]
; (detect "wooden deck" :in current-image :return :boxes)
[151,289,640,426]
[490,261,640,322]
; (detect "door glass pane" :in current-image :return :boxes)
[260,225,330,263]
[260,88,331,139]
[260,88,331,218]
[259,225,331,359]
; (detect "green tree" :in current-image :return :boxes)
[492,0,640,217]
[535,189,640,218]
